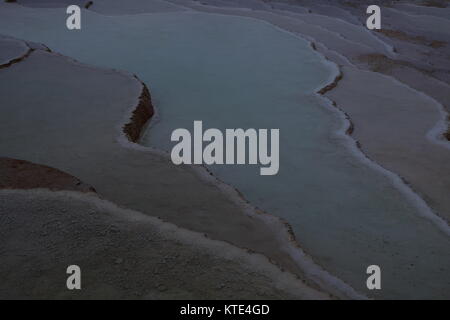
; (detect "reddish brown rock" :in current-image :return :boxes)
[0,157,96,192]
[122,84,154,143]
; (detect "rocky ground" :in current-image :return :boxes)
[0,189,328,299]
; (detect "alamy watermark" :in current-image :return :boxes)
[366,5,382,30]
[66,265,81,290]
[66,4,382,31]
[171,121,279,176]
[366,265,381,290]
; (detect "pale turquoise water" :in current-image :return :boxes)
[0,5,449,298]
